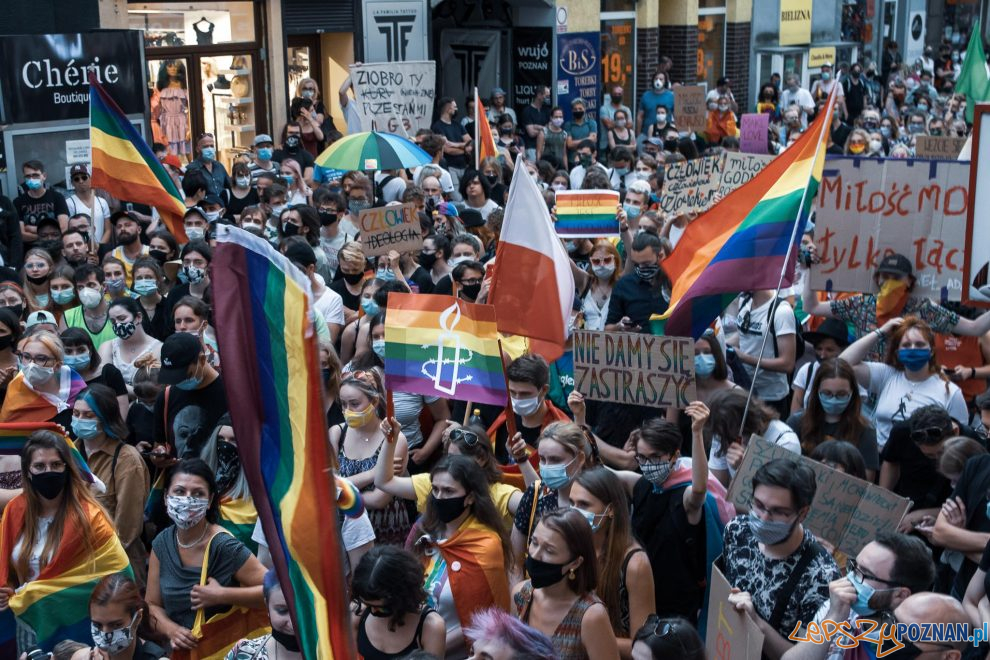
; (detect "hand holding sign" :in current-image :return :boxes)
[359,203,423,257]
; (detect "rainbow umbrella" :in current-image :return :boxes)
[315,131,432,171]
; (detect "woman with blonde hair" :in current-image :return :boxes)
[293,77,331,152]
[0,331,86,427]
[21,248,55,313]
[843,128,872,156]
[278,157,312,206]
[582,240,622,331]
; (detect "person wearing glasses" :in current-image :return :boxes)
[184,132,230,197]
[782,533,936,660]
[722,459,839,658]
[581,240,621,332]
[631,615,705,660]
[0,331,85,427]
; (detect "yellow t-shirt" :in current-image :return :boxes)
[411,473,519,530]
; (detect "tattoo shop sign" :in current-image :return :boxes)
[572,330,696,408]
[809,157,970,301]
[728,436,910,557]
[359,203,423,256]
[349,61,436,135]
[660,152,773,216]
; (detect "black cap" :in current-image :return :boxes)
[158,333,203,384]
[200,193,224,207]
[35,216,61,233]
[876,253,913,278]
[802,318,850,348]
[284,241,317,268]
[460,208,485,229]
[109,210,140,225]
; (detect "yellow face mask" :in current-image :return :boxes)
[343,402,377,429]
[876,277,909,325]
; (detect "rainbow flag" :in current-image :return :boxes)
[89,75,188,242]
[384,292,508,406]
[0,422,102,491]
[220,497,260,553]
[475,88,499,169]
[212,225,353,660]
[553,190,621,238]
[651,89,837,339]
[0,497,132,651]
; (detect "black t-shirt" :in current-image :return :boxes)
[979,540,990,597]
[949,454,990,596]
[631,479,706,623]
[880,422,950,509]
[272,147,315,172]
[88,364,128,398]
[520,104,550,149]
[222,188,260,220]
[433,275,453,297]
[14,188,68,230]
[605,273,669,329]
[492,413,542,464]
[329,279,361,312]
[140,298,171,341]
[431,120,468,168]
[407,266,434,294]
[127,400,155,447]
[152,377,229,457]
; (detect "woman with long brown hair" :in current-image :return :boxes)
[89,573,168,659]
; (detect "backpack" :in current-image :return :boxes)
[374,173,401,204]
[739,294,806,363]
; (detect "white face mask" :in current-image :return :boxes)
[78,287,103,309]
[511,395,541,417]
[185,226,206,241]
[235,176,251,188]
[91,612,138,654]
[166,494,209,529]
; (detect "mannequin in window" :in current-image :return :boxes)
[155,60,190,157]
[193,17,215,45]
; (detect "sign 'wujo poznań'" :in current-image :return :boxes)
[0,31,146,124]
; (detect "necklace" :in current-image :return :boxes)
[176,524,208,549]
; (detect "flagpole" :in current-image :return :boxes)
[474,87,480,171]
[737,86,837,439]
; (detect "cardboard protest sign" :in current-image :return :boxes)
[359,204,423,256]
[810,157,970,301]
[572,330,696,408]
[964,106,990,306]
[554,190,620,237]
[350,61,436,135]
[914,136,968,161]
[740,113,769,154]
[705,565,765,660]
[717,153,774,198]
[727,436,910,557]
[660,154,724,216]
[674,85,707,133]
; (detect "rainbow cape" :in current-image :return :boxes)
[89,75,188,242]
[212,225,353,659]
[651,89,837,338]
[553,190,621,237]
[0,370,86,424]
[384,292,508,406]
[432,517,510,627]
[220,497,259,553]
[0,497,132,651]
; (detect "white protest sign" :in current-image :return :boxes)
[350,61,436,135]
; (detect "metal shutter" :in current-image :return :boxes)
[282,0,355,34]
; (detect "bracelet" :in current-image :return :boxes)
[972,367,977,379]
[874,328,885,340]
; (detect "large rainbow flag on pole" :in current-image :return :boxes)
[474,88,499,170]
[88,74,189,242]
[651,88,837,339]
[212,224,353,659]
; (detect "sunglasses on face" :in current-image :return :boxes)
[910,426,947,444]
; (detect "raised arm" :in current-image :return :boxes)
[374,418,417,501]
[682,402,710,523]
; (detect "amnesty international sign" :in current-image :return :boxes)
[779,0,812,46]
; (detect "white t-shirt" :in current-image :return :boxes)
[737,297,796,402]
[375,172,408,204]
[464,198,501,220]
[709,420,800,479]
[779,88,816,126]
[66,194,111,243]
[792,360,869,409]
[867,362,968,448]
[313,282,345,327]
[319,231,350,278]
[12,516,53,583]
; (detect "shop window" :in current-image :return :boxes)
[697,13,726,88]
[601,18,636,108]
[287,45,312,96]
[129,2,256,48]
[201,56,257,167]
[842,0,868,44]
[148,58,193,158]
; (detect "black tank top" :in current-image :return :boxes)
[357,607,434,660]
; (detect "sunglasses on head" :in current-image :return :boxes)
[449,428,481,446]
[910,425,947,444]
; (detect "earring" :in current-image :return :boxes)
[568,569,576,580]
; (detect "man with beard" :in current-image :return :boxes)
[62,227,94,268]
[106,211,149,288]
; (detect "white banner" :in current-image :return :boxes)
[439,30,500,110]
[362,0,429,63]
[349,61,436,136]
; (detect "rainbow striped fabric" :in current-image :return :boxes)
[0,497,131,651]
[89,76,188,242]
[384,292,508,406]
[220,497,260,553]
[212,225,353,660]
[0,422,102,491]
[554,190,621,237]
[651,90,836,339]
[475,91,499,167]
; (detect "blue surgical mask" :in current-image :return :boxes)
[747,510,795,545]
[573,505,609,532]
[614,167,629,177]
[897,348,931,372]
[35,294,49,308]
[540,457,576,490]
[71,417,101,440]
[880,126,891,138]
[282,174,294,186]
[623,203,642,220]
[694,353,716,378]
[257,148,273,161]
[847,571,898,616]
[818,392,852,415]
[372,339,386,360]
[52,289,75,305]
[185,227,206,242]
[201,147,216,161]
[133,279,159,296]
[175,374,202,391]
[25,179,43,191]
[376,267,397,282]
[64,353,91,371]
[361,298,380,317]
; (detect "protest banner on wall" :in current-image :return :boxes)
[674,85,707,133]
[809,157,970,301]
[717,153,774,198]
[914,136,968,161]
[359,203,423,256]
[554,190,620,237]
[964,106,990,306]
[572,330,696,408]
[740,113,769,154]
[350,61,436,135]
[705,565,765,660]
[728,436,910,557]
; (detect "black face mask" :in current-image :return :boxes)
[430,493,468,523]
[485,174,498,186]
[663,139,679,151]
[271,628,300,652]
[149,249,169,264]
[342,271,365,285]
[30,471,67,500]
[0,336,13,351]
[215,441,241,494]
[285,136,301,150]
[460,282,481,300]
[318,211,338,227]
[3,304,23,320]
[572,111,585,120]
[524,556,569,589]
[37,239,63,258]
[418,251,438,269]
[282,222,299,237]
[25,274,49,286]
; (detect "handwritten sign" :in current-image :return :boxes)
[740,114,769,154]
[359,203,423,257]
[965,107,990,306]
[572,330,696,408]
[728,436,910,557]
[554,190,620,237]
[914,136,968,161]
[674,85,707,133]
[706,565,765,660]
[810,157,969,301]
[350,61,436,135]
[717,153,774,198]
[660,155,724,216]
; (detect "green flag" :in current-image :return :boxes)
[957,21,990,123]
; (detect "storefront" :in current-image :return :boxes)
[127,1,269,169]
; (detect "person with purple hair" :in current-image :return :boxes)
[465,606,556,660]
